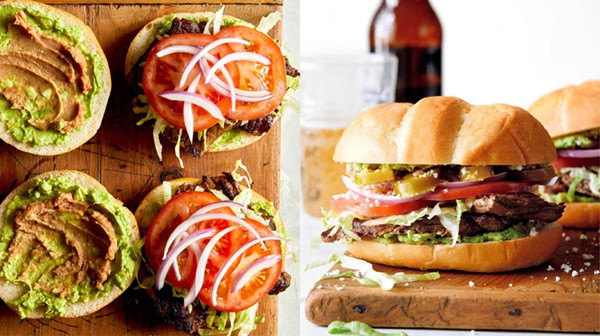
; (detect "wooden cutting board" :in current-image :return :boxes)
[0,0,283,335]
[306,228,600,333]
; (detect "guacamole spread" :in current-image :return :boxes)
[0,5,104,146]
[0,176,137,318]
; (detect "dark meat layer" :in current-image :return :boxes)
[322,192,564,242]
[240,113,276,135]
[174,172,241,200]
[154,286,208,334]
[472,192,566,221]
[269,271,292,295]
[170,18,207,34]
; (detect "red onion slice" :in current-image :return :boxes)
[438,172,508,188]
[163,212,266,263]
[200,56,272,102]
[557,148,600,158]
[211,236,285,306]
[156,228,216,290]
[341,175,433,204]
[189,201,245,219]
[156,45,201,58]
[204,52,271,84]
[159,91,224,120]
[184,225,241,307]
[163,201,245,261]
[183,75,202,142]
[231,254,282,294]
[178,38,250,89]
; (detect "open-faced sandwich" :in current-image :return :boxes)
[0,0,111,155]
[0,170,140,318]
[125,9,299,165]
[528,80,600,229]
[322,97,565,273]
[134,163,290,335]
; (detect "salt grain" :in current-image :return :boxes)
[565,236,571,242]
[580,234,588,240]
[583,254,595,260]
[547,265,555,271]
[555,276,561,282]
[572,270,579,277]
[469,281,475,287]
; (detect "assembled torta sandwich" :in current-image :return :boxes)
[0,170,140,318]
[528,80,600,228]
[125,9,299,164]
[322,97,565,273]
[0,0,111,155]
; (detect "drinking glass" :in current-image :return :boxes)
[300,53,398,217]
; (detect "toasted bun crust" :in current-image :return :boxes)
[0,170,140,318]
[0,1,111,156]
[124,12,273,154]
[559,202,600,229]
[528,80,600,138]
[344,222,563,273]
[333,97,557,165]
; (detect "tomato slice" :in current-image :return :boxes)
[552,156,600,170]
[331,193,435,217]
[423,182,531,201]
[142,33,239,131]
[145,191,239,289]
[198,218,282,312]
[214,26,286,120]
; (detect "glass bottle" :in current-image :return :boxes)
[370,0,443,103]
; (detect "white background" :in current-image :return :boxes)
[281,0,600,335]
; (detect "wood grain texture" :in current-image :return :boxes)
[0,2,283,335]
[305,229,600,332]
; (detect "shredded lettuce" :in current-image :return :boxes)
[174,129,184,168]
[309,254,439,291]
[328,321,408,336]
[256,11,282,35]
[212,6,225,35]
[198,304,260,336]
[231,159,253,188]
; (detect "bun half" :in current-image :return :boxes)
[334,97,557,165]
[528,80,600,138]
[0,170,139,318]
[344,222,563,273]
[0,0,111,156]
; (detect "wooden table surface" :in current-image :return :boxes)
[0,0,284,335]
[306,228,600,333]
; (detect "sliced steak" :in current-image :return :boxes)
[170,18,206,35]
[285,57,300,77]
[322,213,513,242]
[240,113,276,135]
[154,286,208,334]
[173,173,240,200]
[269,271,291,295]
[472,192,565,222]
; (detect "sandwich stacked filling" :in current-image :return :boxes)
[323,163,564,245]
[540,129,599,203]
